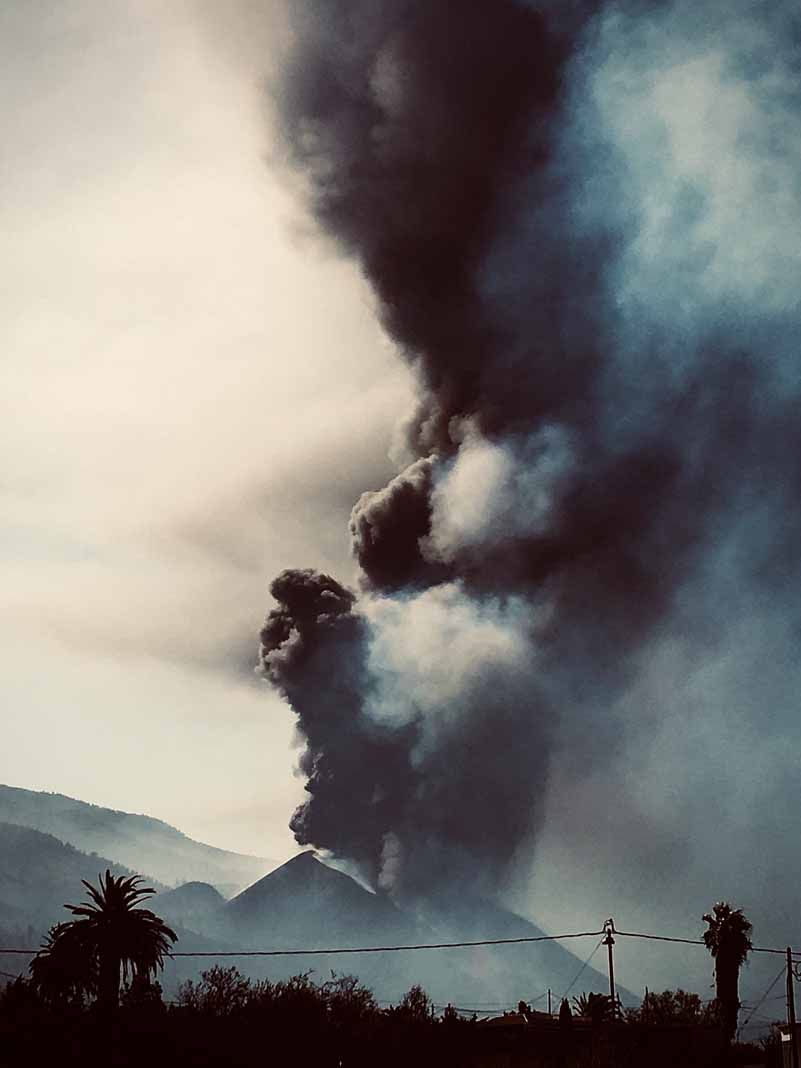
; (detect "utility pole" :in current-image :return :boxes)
[603,919,617,1018]
[548,988,552,1016]
[787,947,799,1068]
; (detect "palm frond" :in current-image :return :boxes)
[34,870,178,1008]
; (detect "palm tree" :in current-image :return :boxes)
[702,901,752,1044]
[572,991,614,1025]
[31,870,177,1011]
[30,920,96,1007]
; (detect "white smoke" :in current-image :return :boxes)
[423,422,576,564]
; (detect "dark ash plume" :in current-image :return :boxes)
[259,568,417,884]
[258,0,586,897]
[259,570,550,900]
[259,0,801,913]
[349,456,447,591]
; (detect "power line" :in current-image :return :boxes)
[428,993,547,1009]
[738,962,787,1036]
[616,930,705,948]
[432,1004,500,1015]
[0,929,603,957]
[167,930,606,958]
[616,929,799,958]
[427,995,514,1003]
[559,939,604,1002]
[1,923,799,960]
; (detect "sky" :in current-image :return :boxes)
[1,0,413,860]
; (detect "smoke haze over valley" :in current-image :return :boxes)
[0,786,619,1008]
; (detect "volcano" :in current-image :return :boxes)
[211,852,623,1007]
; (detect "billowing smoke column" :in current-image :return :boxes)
[260,0,801,909]
[259,568,416,886]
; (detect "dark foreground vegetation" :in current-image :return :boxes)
[0,966,779,1068]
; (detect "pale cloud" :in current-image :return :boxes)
[424,423,576,565]
[1,0,412,854]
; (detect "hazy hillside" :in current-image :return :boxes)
[406,891,634,1008]
[152,882,227,936]
[0,816,629,1008]
[0,821,162,931]
[0,791,625,1007]
[185,852,621,1007]
[225,851,416,945]
[0,823,234,993]
[218,853,430,999]
[0,785,271,893]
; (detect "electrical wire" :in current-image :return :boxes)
[559,939,604,1002]
[738,962,787,1036]
[1,923,798,962]
[0,930,602,957]
[616,929,799,958]
[168,929,606,958]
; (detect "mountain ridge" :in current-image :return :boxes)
[209,852,625,1006]
[0,787,629,1006]
[225,850,417,947]
[0,821,165,928]
[0,784,272,893]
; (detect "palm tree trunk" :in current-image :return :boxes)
[98,951,120,1014]
[716,952,739,1044]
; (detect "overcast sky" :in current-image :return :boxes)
[1,0,414,859]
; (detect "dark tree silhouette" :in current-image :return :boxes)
[395,984,434,1023]
[573,992,614,1025]
[31,870,176,1012]
[702,901,752,1044]
[177,964,252,1016]
[624,988,707,1027]
[441,1003,459,1025]
[559,996,573,1028]
[30,922,94,1007]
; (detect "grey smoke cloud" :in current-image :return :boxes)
[422,422,577,567]
[259,0,801,934]
[260,570,548,898]
[350,456,443,591]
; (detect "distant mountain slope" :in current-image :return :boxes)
[409,891,633,1006]
[215,852,624,1007]
[153,882,227,935]
[226,851,416,945]
[0,790,629,1007]
[220,852,429,998]
[0,821,162,931]
[0,823,232,993]
[0,784,271,893]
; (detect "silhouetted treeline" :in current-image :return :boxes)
[0,967,473,1068]
[0,967,775,1068]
